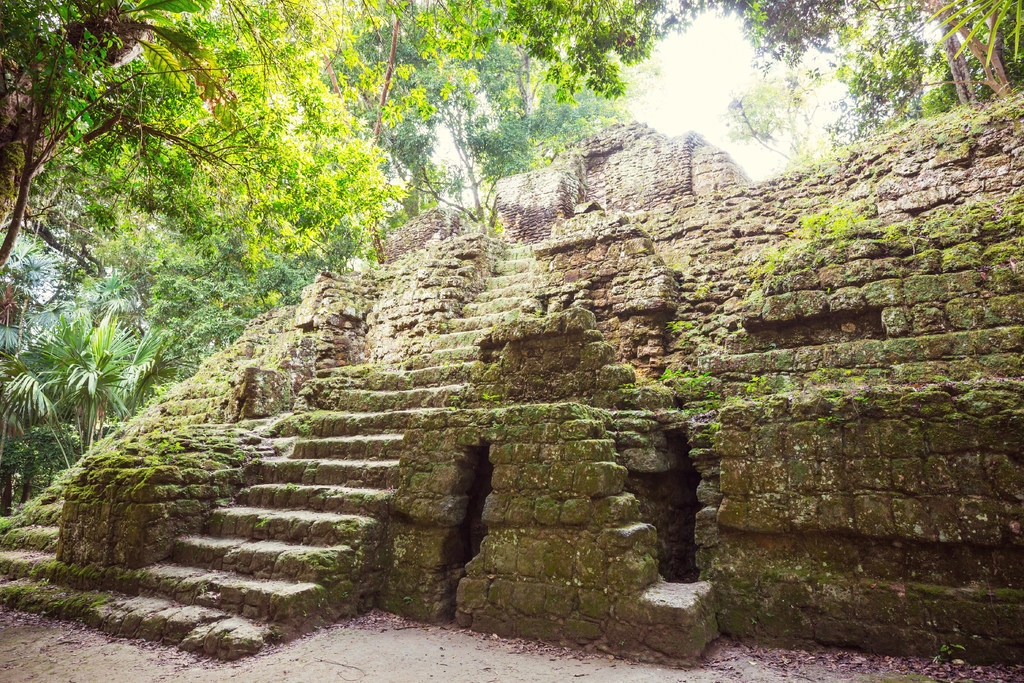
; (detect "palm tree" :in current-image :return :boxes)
[0,239,58,354]
[0,314,180,461]
[60,270,145,333]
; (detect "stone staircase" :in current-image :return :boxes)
[0,245,542,659]
[0,244,721,664]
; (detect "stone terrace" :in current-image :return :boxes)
[1,101,1023,666]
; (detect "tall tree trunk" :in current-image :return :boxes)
[322,54,344,98]
[0,120,43,270]
[0,148,34,270]
[0,418,7,477]
[466,165,484,222]
[954,22,1010,95]
[373,12,401,141]
[0,473,12,516]
[987,15,1010,92]
[19,475,31,504]
[368,10,402,263]
[928,0,1012,98]
[516,48,533,118]
[942,29,976,104]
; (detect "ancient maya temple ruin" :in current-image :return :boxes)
[1,101,1024,665]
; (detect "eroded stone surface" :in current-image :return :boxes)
[4,97,1024,666]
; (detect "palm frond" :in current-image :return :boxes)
[0,353,54,431]
[124,327,181,412]
[0,325,20,354]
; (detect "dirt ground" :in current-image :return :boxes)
[1,607,1021,683]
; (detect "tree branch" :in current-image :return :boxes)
[373,11,401,141]
[732,98,789,160]
[26,218,101,276]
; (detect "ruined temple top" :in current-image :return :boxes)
[384,122,748,262]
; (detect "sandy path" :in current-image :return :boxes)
[0,608,1016,682]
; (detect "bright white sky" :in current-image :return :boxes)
[434,13,843,188]
[631,12,841,180]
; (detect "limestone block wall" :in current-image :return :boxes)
[646,99,1024,663]
[578,124,747,212]
[488,123,747,249]
[58,426,258,568]
[692,144,750,195]
[452,404,659,644]
[533,213,679,372]
[383,207,471,263]
[610,413,701,583]
[378,404,658,631]
[293,272,376,372]
[473,307,631,407]
[695,197,1024,397]
[645,99,1024,385]
[493,153,586,244]
[706,384,1024,663]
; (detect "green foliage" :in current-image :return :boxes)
[666,320,696,334]
[937,0,1022,63]
[0,314,180,455]
[933,642,966,664]
[0,425,80,493]
[441,0,663,100]
[830,4,936,140]
[679,0,1024,140]
[744,375,774,397]
[0,239,60,354]
[96,227,328,367]
[338,13,630,224]
[5,0,401,270]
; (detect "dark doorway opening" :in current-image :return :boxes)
[461,443,493,564]
[626,434,701,582]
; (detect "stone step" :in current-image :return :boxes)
[447,310,521,333]
[140,564,328,625]
[315,384,467,412]
[0,577,271,660]
[281,408,448,438]
[463,296,534,317]
[475,281,537,302]
[504,245,535,260]
[486,271,536,290]
[403,346,481,370]
[0,525,59,552]
[627,581,719,664]
[292,433,405,461]
[318,362,475,389]
[237,484,392,517]
[206,507,380,548]
[494,257,535,275]
[259,457,399,490]
[431,329,489,350]
[171,537,358,584]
